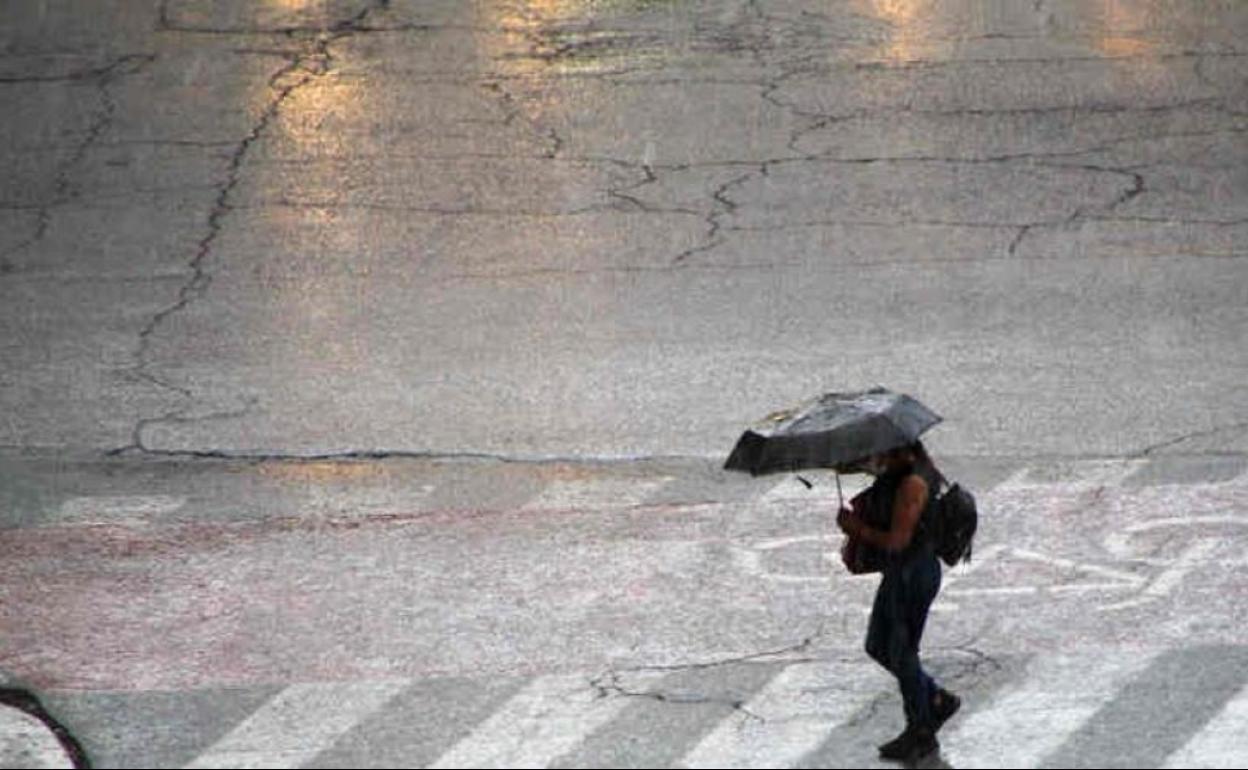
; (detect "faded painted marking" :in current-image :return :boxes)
[943,649,1162,769]
[677,661,884,769]
[1104,515,1248,563]
[521,478,670,512]
[729,534,839,585]
[1102,538,1223,611]
[427,672,663,769]
[60,495,186,521]
[183,680,409,769]
[1007,548,1143,586]
[1162,681,1248,769]
[993,459,1148,490]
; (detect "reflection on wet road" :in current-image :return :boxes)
[2,0,1246,461]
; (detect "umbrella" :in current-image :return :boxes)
[723,386,942,484]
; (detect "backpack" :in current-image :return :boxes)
[927,482,978,566]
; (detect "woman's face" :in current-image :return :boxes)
[861,454,888,476]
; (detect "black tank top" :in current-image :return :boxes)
[868,460,943,563]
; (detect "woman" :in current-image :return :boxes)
[835,440,961,762]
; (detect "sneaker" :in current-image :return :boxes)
[878,725,939,762]
[878,728,911,757]
[932,688,962,732]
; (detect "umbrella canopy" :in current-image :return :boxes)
[723,387,942,476]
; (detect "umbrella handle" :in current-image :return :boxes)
[836,472,844,510]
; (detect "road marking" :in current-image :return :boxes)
[0,705,73,769]
[941,649,1161,769]
[59,495,186,522]
[427,672,663,769]
[729,534,838,585]
[994,459,1148,489]
[676,660,885,769]
[521,478,670,512]
[1102,538,1222,611]
[942,546,1145,606]
[557,663,782,768]
[183,680,409,769]
[1162,681,1248,769]
[1104,514,1248,563]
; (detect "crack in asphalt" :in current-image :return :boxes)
[13,5,1243,459]
[1007,225,1033,258]
[770,95,1231,124]
[591,670,767,723]
[98,445,714,464]
[796,124,1248,165]
[1132,422,1248,459]
[672,168,760,264]
[123,1,393,446]
[156,0,406,37]
[477,79,567,159]
[588,626,827,722]
[775,50,1248,80]
[0,54,155,271]
[108,399,260,458]
[0,53,154,85]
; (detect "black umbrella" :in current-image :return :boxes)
[724,387,942,502]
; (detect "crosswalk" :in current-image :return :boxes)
[185,681,411,769]
[1162,681,1248,770]
[37,644,1248,769]
[940,651,1163,768]
[10,454,1248,768]
[20,453,1248,529]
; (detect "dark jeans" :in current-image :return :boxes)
[866,548,943,729]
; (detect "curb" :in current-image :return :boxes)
[0,689,89,769]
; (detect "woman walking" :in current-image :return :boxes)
[836,440,961,762]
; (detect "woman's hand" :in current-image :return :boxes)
[836,507,861,537]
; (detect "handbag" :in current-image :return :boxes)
[840,488,886,575]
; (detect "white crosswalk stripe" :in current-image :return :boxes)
[940,649,1164,769]
[1162,682,1248,770]
[427,671,665,769]
[16,458,1247,769]
[676,660,887,769]
[32,644,1248,769]
[184,680,410,769]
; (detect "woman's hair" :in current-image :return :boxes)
[908,440,945,486]
[882,440,943,483]
[882,441,919,463]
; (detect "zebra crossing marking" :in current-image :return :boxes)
[1040,645,1248,769]
[22,644,1248,770]
[427,671,665,769]
[1162,681,1248,769]
[676,660,887,769]
[10,457,1245,768]
[183,680,409,769]
[940,649,1164,769]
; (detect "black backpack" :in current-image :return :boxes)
[927,482,978,566]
